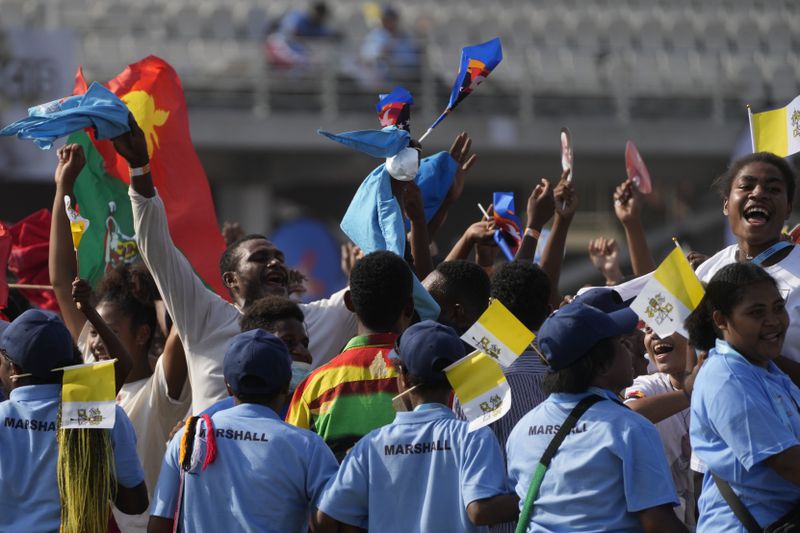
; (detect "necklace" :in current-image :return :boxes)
[739,240,793,265]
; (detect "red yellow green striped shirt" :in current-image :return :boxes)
[286,333,399,461]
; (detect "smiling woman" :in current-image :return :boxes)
[686,263,800,531]
[695,152,800,362]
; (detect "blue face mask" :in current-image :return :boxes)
[289,361,312,393]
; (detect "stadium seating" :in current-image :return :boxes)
[1,0,797,121]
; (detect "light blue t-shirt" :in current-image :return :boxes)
[317,402,508,532]
[0,384,144,532]
[506,387,679,533]
[151,402,338,532]
[691,339,800,532]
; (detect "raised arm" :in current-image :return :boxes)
[161,324,189,401]
[49,144,88,340]
[588,237,624,286]
[515,178,555,263]
[72,278,133,393]
[444,218,496,262]
[541,170,577,308]
[427,132,477,239]
[400,181,434,279]
[613,179,655,276]
[113,113,153,198]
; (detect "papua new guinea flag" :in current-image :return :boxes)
[493,191,523,262]
[431,38,503,129]
[70,56,227,297]
[376,86,413,131]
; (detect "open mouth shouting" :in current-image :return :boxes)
[262,267,288,288]
[742,204,771,227]
[652,339,674,362]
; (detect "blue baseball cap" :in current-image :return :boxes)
[223,329,292,397]
[538,301,638,371]
[0,309,74,379]
[395,320,465,381]
[573,287,632,312]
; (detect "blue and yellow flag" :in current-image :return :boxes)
[430,37,503,129]
[492,191,523,261]
[376,86,413,131]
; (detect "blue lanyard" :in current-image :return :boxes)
[750,241,793,265]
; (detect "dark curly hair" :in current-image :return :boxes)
[686,262,778,351]
[240,295,305,332]
[432,260,490,316]
[712,152,796,203]
[96,262,159,345]
[490,261,551,331]
[349,251,413,331]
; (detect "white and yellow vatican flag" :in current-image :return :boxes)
[461,298,535,367]
[749,95,800,157]
[446,350,511,432]
[630,244,704,338]
[64,195,90,251]
[60,360,116,429]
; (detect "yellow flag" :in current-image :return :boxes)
[60,360,116,429]
[64,195,90,250]
[446,350,511,432]
[460,298,535,366]
[630,246,704,338]
[749,95,800,157]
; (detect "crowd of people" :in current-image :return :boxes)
[1,104,800,533]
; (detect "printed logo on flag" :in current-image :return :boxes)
[103,203,140,273]
[792,109,800,139]
[630,246,704,338]
[644,292,675,326]
[445,350,512,432]
[60,360,116,430]
[455,59,490,106]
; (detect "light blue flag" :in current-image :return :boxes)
[0,82,130,149]
[317,126,410,158]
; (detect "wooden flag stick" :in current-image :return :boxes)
[9,283,54,290]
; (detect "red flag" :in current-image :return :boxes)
[74,57,227,298]
[0,222,11,311]
[8,209,59,311]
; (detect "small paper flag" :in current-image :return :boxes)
[60,360,116,429]
[446,350,512,432]
[630,246,705,338]
[461,298,535,367]
[64,195,90,250]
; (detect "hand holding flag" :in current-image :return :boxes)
[419,38,503,142]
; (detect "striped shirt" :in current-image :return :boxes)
[286,332,399,462]
[454,349,549,533]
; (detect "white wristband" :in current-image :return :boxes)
[129,163,151,177]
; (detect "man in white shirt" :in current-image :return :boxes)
[112,116,357,413]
